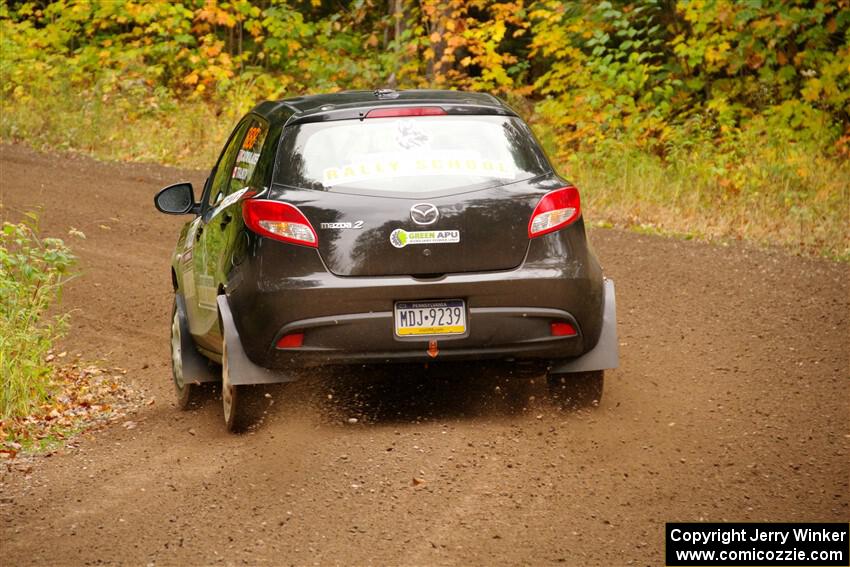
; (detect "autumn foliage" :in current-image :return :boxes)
[1,0,848,257]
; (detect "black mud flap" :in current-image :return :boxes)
[550,278,619,373]
[216,295,297,386]
[175,294,219,384]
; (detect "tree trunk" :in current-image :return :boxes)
[386,0,407,88]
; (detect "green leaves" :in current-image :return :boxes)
[1,215,77,419]
[529,0,848,157]
[0,1,847,259]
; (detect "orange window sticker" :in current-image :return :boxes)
[242,127,261,149]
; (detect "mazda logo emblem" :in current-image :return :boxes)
[410,203,439,225]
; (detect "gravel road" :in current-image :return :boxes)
[1,143,847,566]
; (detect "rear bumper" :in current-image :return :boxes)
[268,306,586,366]
[218,280,617,385]
[227,230,606,369]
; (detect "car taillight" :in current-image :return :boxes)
[365,106,446,118]
[550,322,577,337]
[276,333,304,348]
[242,199,318,248]
[528,186,581,238]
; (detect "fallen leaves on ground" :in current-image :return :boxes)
[0,361,148,459]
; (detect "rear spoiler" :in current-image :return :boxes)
[285,103,519,126]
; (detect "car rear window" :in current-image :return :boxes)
[273,115,551,194]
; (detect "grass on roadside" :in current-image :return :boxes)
[0,76,239,168]
[0,214,78,420]
[0,214,149,458]
[559,141,850,261]
[2,79,848,260]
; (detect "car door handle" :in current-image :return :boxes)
[220,212,232,229]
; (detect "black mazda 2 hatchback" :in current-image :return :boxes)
[155,89,618,431]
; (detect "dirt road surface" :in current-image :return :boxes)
[1,143,847,566]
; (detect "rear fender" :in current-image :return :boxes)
[550,278,619,373]
[217,295,297,385]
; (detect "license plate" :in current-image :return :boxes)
[394,299,466,337]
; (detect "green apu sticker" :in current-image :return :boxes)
[390,228,460,249]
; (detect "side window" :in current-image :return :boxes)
[208,120,250,208]
[230,119,268,192]
[208,118,270,209]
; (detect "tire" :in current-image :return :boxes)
[221,336,266,432]
[547,370,604,410]
[171,299,200,410]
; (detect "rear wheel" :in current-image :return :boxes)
[171,300,199,409]
[221,339,240,431]
[221,337,265,432]
[547,370,604,409]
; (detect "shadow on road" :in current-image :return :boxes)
[302,361,552,425]
[181,361,587,430]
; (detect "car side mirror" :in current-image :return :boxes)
[154,183,199,215]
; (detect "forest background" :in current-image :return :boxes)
[1,0,848,258]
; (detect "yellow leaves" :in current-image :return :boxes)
[704,41,730,65]
[3,0,844,173]
[826,17,837,34]
[190,19,213,35]
[746,52,764,70]
[835,134,850,160]
[486,19,507,43]
[196,4,236,28]
[446,34,465,48]
[203,42,223,58]
[409,0,527,92]
[801,78,822,103]
[707,97,730,115]
[752,17,773,31]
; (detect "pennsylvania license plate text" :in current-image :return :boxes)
[394,300,466,336]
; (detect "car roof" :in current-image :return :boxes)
[252,89,518,125]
